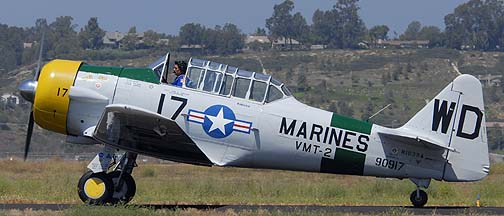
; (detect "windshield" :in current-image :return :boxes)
[148,56,165,69]
[150,57,165,79]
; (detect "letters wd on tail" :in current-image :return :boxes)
[399,74,489,181]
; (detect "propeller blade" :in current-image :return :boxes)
[34,30,45,81]
[24,111,35,160]
[23,29,44,160]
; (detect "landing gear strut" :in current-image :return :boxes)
[409,178,430,208]
[78,148,138,205]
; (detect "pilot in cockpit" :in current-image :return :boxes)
[171,60,188,87]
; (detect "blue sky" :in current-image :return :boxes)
[0,0,468,36]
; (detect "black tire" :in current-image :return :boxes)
[107,171,136,204]
[77,171,113,205]
[410,189,428,208]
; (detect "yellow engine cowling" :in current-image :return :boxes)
[33,59,82,134]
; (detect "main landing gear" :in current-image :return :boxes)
[409,178,430,208]
[78,148,138,205]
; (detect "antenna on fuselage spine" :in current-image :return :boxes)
[367,103,391,122]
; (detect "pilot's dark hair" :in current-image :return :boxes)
[175,60,188,74]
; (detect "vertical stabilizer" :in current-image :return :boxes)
[400,74,489,181]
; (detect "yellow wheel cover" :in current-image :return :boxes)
[84,177,106,199]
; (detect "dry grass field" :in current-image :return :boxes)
[0,159,502,206]
[0,159,502,215]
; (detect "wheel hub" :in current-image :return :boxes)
[84,178,106,199]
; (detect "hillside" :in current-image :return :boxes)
[1,48,504,155]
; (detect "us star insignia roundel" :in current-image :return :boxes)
[187,105,252,138]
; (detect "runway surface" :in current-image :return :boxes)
[1,204,504,215]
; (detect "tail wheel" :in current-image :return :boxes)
[107,171,136,204]
[410,189,428,208]
[78,171,113,205]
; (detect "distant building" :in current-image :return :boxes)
[1,94,19,105]
[103,31,126,48]
[245,36,270,44]
[477,74,502,87]
[179,44,205,55]
[1,93,21,110]
[272,37,301,50]
[375,39,430,49]
[243,36,271,52]
[310,45,327,50]
[23,43,33,49]
[358,41,369,49]
[157,38,170,46]
[102,31,146,49]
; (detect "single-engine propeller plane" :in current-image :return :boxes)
[18,52,489,207]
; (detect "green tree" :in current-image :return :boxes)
[417,26,443,47]
[336,0,367,48]
[143,30,162,48]
[369,25,389,40]
[253,28,267,36]
[0,24,25,70]
[199,23,244,55]
[369,25,389,46]
[203,25,219,54]
[265,0,308,48]
[219,23,245,55]
[291,12,309,44]
[79,17,105,50]
[400,21,421,40]
[445,0,504,50]
[47,16,80,58]
[51,16,77,39]
[266,0,294,42]
[444,13,465,49]
[311,0,366,48]
[121,26,138,51]
[179,23,205,46]
[22,18,48,65]
[311,9,337,45]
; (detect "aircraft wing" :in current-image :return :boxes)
[92,104,212,165]
[378,130,455,152]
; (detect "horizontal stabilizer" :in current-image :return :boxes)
[378,130,455,152]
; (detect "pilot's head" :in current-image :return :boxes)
[174,61,187,76]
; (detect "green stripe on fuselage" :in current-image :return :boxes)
[320,148,366,175]
[331,113,372,135]
[79,64,159,84]
[121,68,159,84]
[79,65,122,76]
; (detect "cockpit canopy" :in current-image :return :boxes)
[184,58,291,103]
[149,56,291,103]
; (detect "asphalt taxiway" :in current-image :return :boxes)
[1,204,503,215]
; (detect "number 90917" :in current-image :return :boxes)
[375,157,404,171]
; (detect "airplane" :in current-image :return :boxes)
[17,52,489,207]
